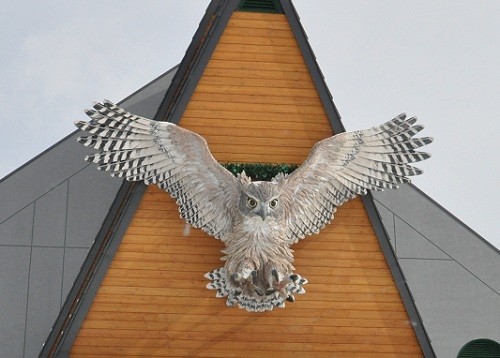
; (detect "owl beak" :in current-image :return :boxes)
[256,205,269,221]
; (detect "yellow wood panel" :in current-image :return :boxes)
[72,337,422,353]
[222,26,296,40]
[227,17,291,31]
[71,10,422,357]
[215,42,303,56]
[207,58,309,73]
[195,83,320,98]
[75,329,415,345]
[91,293,411,312]
[220,34,299,47]
[187,100,326,115]
[198,75,315,89]
[81,302,410,320]
[211,50,305,64]
[181,115,328,129]
[72,348,422,358]
[191,92,323,106]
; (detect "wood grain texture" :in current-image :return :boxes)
[71,11,422,357]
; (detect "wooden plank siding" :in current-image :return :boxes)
[71,11,423,357]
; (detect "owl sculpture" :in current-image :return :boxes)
[76,100,433,312]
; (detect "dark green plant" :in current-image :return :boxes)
[222,163,299,181]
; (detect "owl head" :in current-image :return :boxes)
[237,171,288,221]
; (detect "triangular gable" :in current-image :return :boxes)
[42,1,434,356]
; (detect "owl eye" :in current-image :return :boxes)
[269,199,278,209]
[246,197,257,208]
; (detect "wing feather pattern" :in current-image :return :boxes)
[284,114,433,244]
[75,100,239,241]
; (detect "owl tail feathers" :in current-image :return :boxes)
[205,268,308,312]
[205,268,229,298]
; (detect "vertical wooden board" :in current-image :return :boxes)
[71,10,422,357]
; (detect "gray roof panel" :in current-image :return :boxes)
[0,246,30,358]
[24,247,64,358]
[120,65,178,119]
[65,163,121,248]
[33,182,68,247]
[394,215,451,260]
[0,133,93,224]
[373,184,500,358]
[374,185,500,292]
[400,258,500,357]
[0,204,34,246]
[62,248,89,301]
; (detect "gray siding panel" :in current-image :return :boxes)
[374,185,500,292]
[62,248,89,301]
[66,165,122,248]
[24,247,64,358]
[0,133,89,223]
[33,182,68,247]
[400,259,500,358]
[394,216,450,260]
[119,66,177,118]
[125,91,169,119]
[0,204,34,246]
[0,246,30,358]
[373,184,500,357]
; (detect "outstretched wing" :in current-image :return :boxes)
[75,100,239,241]
[283,114,433,244]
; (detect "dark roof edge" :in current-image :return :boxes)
[39,182,147,357]
[363,193,437,357]
[154,0,239,123]
[408,183,499,254]
[281,0,344,134]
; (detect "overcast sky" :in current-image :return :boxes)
[1,1,498,248]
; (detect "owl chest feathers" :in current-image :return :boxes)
[223,216,293,270]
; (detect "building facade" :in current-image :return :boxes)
[0,1,498,357]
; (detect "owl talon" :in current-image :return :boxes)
[253,286,264,296]
[271,269,279,282]
[286,294,295,303]
[265,288,276,296]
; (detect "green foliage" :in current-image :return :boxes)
[222,163,298,181]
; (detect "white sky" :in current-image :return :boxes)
[0,1,498,248]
